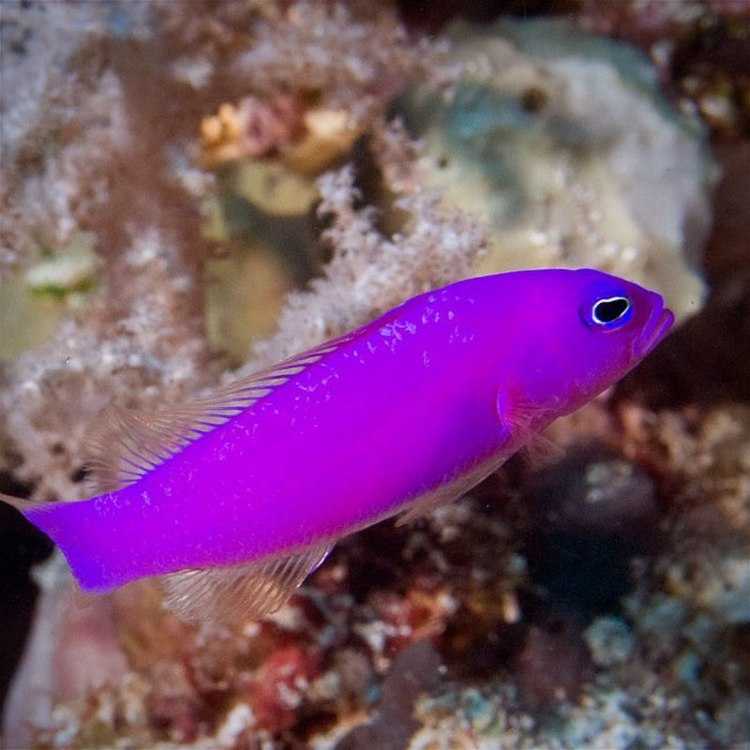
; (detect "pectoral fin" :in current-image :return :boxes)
[396,455,506,527]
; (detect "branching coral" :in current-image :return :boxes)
[248,121,486,370]
[228,1,434,123]
[0,67,130,277]
[0,226,209,501]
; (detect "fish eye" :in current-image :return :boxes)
[591,296,632,327]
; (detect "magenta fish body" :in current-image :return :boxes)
[17,269,673,620]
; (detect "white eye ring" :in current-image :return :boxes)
[592,296,632,326]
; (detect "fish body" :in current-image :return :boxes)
[10,269,673,620]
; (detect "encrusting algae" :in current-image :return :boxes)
[2,1,750,749]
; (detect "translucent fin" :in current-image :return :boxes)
[522,433,564,468]
[397,388,537,526]
[160,543,333,623]
[396,485,457,527]
[504,393,549,440]
[396,455,506,527]
[84,336,351,494]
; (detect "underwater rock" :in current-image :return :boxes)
[398,18,716,320]
[526,448,659,539]
[580,0,750,139]
[523,449,660,618]
[249,645,321,731]
[0,277,65,361]
[410,670,708,749]
[657,407,750,625]
[514,621,593,708]
[336,640,443,750]
[623,142,750,406]
[583,616,635,668]
[2,554,128,750]
[147,661,203,742]
[605,404,750,744]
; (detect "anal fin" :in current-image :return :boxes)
[160,542,333,624]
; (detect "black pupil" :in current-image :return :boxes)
[593,297,630,324]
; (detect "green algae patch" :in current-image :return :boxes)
[25,234,99,298]
[1,233,99,359]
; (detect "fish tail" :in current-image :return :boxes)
[3,496,113,592]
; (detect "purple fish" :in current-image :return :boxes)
[1,269,673,621]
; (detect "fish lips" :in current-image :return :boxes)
[635,301,675,359]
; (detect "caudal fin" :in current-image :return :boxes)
[7,497,114,593]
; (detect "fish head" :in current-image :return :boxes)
[506,268,674,421]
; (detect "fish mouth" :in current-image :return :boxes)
[635,301,675,359]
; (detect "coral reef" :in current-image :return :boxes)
[397,17,716,321]
[2,1,750,749]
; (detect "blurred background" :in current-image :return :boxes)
[1,1,750,748]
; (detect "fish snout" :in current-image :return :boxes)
[635,298,674,359]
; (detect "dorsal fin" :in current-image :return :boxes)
[160,542,333,623]
[84,335,351,494]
